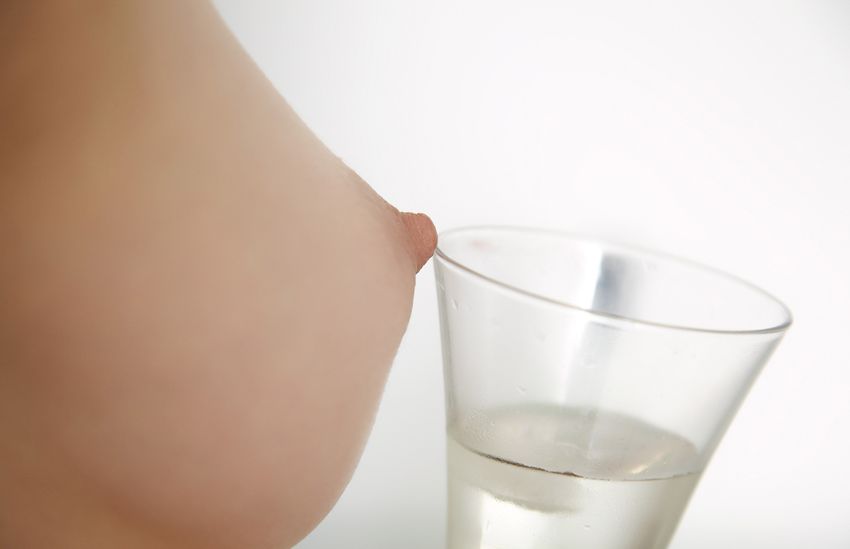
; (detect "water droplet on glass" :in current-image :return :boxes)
[517,385,527,395]
[450,298,458,310]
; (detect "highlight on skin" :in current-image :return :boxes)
[0,1,436,548]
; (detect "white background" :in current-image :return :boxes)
[213,2,850,547]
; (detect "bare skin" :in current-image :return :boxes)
[0,2,436,548]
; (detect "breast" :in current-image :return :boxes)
[0,83,419,549]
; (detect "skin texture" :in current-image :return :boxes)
[0,1,436,548]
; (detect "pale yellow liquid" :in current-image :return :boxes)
[447,406,702,549]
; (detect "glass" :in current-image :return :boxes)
[434,226,791,549]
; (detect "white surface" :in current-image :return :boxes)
[213,1,850,547]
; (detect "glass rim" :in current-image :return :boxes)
[434,225,793,336]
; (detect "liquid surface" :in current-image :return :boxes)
[447,406,703,549]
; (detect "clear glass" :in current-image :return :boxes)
[434,226,791,549]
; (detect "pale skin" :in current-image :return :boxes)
[0,2,436,548]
